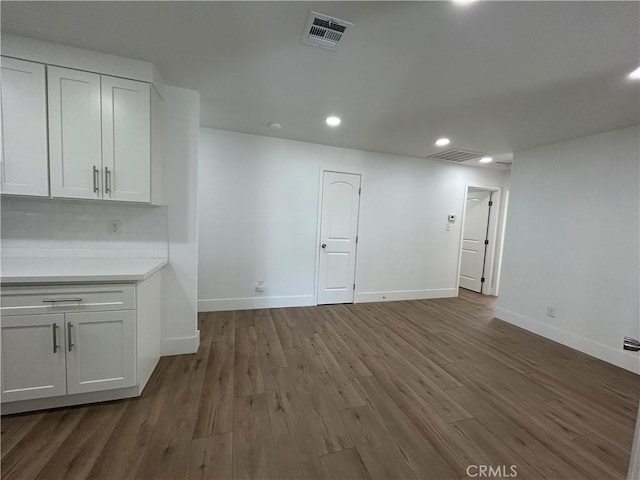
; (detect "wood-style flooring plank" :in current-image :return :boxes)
[235,326,265,397]
[0,412,44,459]
[193,335,235,438]
[262,367,326,479]
[256,309,288,372]
[573,433,629,478]
[235,310,257,329]
[320,448,372,480]
[185,432,233,480]
[87,356,181,480]
[233,394,279,480]
[1,407,88,480]
[35,401,127,480]
[340,406,416,480]
[353,375,458,479]
[135,341,209,480]
[285,348,354,456]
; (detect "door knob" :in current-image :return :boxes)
[321,243,327,249]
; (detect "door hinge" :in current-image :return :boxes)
[353,283,356,290]
[356,236,358,244]
[488,201,493,207]
[358,187,361,195]
[481,277,485,283]
[484,239,489,245]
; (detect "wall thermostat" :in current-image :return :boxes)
[448,214,456,222]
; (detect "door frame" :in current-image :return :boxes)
[314,168,363,305]
[456,183,508,296]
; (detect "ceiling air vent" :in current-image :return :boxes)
[428,149,485,163]
[302,11,353,52]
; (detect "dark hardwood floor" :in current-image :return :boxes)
[2,290,638,479]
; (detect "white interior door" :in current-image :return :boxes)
[0,57,49,196]
[101,76,151,202]
[1,314,67,402]
[460,190,492,293]
[48,66,103,199]
[65,310,136,394]
[318,171,361,305]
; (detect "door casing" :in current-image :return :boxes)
[314,169,363,305]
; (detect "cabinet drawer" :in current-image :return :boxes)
[1,284,135,316]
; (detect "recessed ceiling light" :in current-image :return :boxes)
[435,138,451,147]
[629,67,640,80]
[479,156,493,164]
[453,0,477,5]
[326,116,341,127]
[267,121,282,130]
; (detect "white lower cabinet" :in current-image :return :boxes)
[0,284,137,404]
[66,311,136,394]
[1,314,67,402]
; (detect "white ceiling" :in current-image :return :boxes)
[2,1,639,167]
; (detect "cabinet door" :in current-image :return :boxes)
[0,57,49,196]
[101,76,151,202]
[48,66,103,199]
[65,311,136,394]
[1,314,66,402]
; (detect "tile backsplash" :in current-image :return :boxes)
[1,197,168,258]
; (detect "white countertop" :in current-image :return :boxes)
[0,258,168,284]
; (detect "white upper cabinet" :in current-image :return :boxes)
[101,76,151,202]
[0,57,49,196]
[48,66,103,200]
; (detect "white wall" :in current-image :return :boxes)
[160,86,200,355]
[496,126,640,373]
[198,128,509,311]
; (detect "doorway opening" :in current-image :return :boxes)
[458,185,508,296]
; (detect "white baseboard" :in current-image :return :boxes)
[161,330,200,356]
[198,294,315,312]
[495,307,640,374]
[355,288,457,303]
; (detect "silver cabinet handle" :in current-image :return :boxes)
[68,323,74,352]
[93,165,99,194]
[105,166,111,194]
[52,323,59,353]
[42,298,83,303]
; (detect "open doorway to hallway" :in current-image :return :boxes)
[459,185,508,296]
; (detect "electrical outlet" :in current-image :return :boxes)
[546,306,556,318]
[255,281,265,293]
[109,220,122,234]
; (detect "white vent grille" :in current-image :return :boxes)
[302,11,353,52]
[428,149,485,163]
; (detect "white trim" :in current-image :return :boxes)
[316,168,364,306]
[160,330,200,356]
[495,307,640,374]
[355,288,457,303]
[198,295,315,312]
[1,385,139,415]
